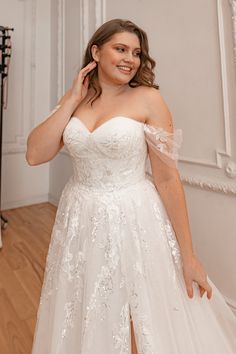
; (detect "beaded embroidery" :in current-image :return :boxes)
[33,111,184,354]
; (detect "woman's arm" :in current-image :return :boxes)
[145,88,212,299]
[25,91,79,166]
[26,60,97,166]
[150,157,194,260]
[145,89,194,260]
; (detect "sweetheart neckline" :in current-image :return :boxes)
[70,116,144,135]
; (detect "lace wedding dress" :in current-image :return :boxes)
[31,109,236,354]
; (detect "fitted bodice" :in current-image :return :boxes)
[63,116,148,192]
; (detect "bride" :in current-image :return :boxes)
[26,18,236,354]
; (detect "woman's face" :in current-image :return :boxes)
[92,31,141,85]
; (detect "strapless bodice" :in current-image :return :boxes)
[63,116,148,192]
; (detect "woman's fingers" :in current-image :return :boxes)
[80,61,97,78]
[185,275,212,300]
[199,285,205,297]
[198,279,212,299]
[183,255,213,300]
[185,279,194,298]
[186,281,212,300]
[187,287,193,298]
[70,61,97,102]
[83,75,90,90]
[206,282,213,299]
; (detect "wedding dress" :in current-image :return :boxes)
[31,108,236,354]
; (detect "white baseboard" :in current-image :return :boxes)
[2,194,49,210]
[2,193,60,211]
[48,193,59,207]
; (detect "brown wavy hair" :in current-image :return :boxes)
[80,18,159,105]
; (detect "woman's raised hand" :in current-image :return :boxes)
[70,61,97,103]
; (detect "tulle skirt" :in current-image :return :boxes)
[31,176,236,354]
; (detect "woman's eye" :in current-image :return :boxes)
[116,47,124,52]
[115,47,141,57]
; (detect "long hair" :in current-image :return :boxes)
[81,18,159,105]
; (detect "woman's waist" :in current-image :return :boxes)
[70,171,149,194]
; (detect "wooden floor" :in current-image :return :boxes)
[0,202,56,354]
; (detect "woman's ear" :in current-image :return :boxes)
[91,44,99,62]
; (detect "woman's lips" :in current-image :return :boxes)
[117,65,133,74]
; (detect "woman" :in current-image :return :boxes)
[27,19,236,354]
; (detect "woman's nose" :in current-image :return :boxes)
[124,52,134,62]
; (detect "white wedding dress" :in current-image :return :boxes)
[31,111,236,354]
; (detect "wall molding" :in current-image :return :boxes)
[179,0,235,176]
[56,0,106,103]
[57,0,66,99]
[3,0,37,155]
[181,174,236,195]
[225,160,236,177]
[95,0,106,28]
[217,0,231,159]
[229,0,236,70]
[80,0,89,54]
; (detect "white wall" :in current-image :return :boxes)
[1,0,51,209]
[184,185,236,303]
[1,0,236,311]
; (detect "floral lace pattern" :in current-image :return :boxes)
[33,115,233,354]
[112,302,131,354]
[144,124,183,168]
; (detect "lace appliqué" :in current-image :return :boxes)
[39,185,85,304]
[63,118,147,193]
[153,201,182,269]
[164,219,182,268]
[128,282,155,354]
[144,124,183,168]
[81,196,127,351]
[34,114,187,352]
[112,302,130,354]
[135,315,155,354]
[60,249,86,340]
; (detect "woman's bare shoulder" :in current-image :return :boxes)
[130,86,171,125]
[131,86,164,107]
[135,85,162,100]
[135,86,173,131]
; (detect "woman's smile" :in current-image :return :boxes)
[116,64,133,75]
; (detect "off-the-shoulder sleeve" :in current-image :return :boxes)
[144,124,183,168]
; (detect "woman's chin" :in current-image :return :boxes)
[112,74,133,85]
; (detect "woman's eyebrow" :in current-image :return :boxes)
[113,42,141,50]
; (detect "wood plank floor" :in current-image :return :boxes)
[0,202,56,354]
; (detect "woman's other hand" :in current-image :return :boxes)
[182,254,213,300]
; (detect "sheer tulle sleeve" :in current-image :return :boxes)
[144,124,183,169]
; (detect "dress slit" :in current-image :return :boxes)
[129,304,139,354]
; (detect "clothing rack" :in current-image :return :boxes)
[0,25,14,248]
